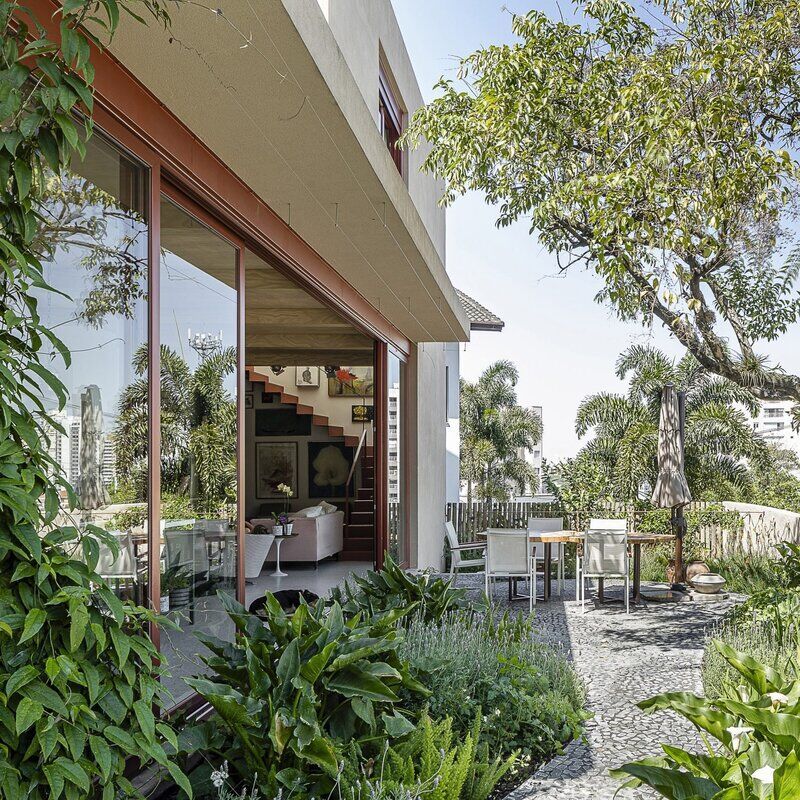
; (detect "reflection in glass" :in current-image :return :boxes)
[388,353,405,562]
[158,198,238,704]
[33,132,149,604]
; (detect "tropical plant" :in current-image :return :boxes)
[742,447,800,514]
[343,712,516,800]
[575,346,769,501]
[614,640,800,798]
[544,453,614,517]
[181,592,429,798]
[460,361,542,503]
[114,343,237,512]
[405,0,800,410]
[0,0,193,797]
[328,555,479,625]
[399,612,586,778]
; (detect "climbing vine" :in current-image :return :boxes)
[0,1,190,798]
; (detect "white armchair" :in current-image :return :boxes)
[484,529,536,612]
[444,521,485,583]
[527,517,565,596]
[578,524,630,614]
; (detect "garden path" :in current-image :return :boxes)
[457,576,738,800]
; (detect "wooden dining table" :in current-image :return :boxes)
[478,530,674,604]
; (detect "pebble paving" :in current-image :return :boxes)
[454,575,739,800]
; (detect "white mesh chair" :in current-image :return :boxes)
[575,519,627,601]
[527,517,565,595]
[484,530,536,612]
[444,521,485,584]
[578,526,630,614]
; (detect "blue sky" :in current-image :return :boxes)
[391,0,800,460]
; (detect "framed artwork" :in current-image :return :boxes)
[328,366,374,397]
[352,404,374,423]
[244,394,253,409]
[295,366,320,387]
[308,442,353,498]
[256,442,297,499]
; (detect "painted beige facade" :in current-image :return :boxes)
[106,0,466,569]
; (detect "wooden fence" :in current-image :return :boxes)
[445,500,800,558]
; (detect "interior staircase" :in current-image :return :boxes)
[246,366,374,561]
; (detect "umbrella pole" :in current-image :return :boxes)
[672,390,687,591]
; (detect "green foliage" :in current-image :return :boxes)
[574,346,769,502]
[343,712,516,800]
[460,361,542,502]
[115,344,236,513]
[614,639,800,798]
[741,448,800,513]
[398,612,586,779]
[406,0,800,406]
[182,592,429,799]
[544,453,614,516]
[328,555,480,625]
[0,0,191,797]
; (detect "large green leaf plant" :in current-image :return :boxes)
[613,640,800,798]
[0,0,190,798]
[183,593,429,798]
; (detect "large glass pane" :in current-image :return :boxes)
[387,352,405,563]
[34,131,149,602]
[159,197,239,704]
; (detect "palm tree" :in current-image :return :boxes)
[460,360,542,503]
[575,345,770,502]
[113,344,236,512]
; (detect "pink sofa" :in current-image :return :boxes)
[249,510,343,565]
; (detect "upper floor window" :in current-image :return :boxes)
[379,61,404,175]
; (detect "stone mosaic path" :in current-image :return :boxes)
[456,576,738,800]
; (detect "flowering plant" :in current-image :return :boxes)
[276,482,293,516]
[613,639,800,798]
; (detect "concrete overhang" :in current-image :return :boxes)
[106,0,470,344]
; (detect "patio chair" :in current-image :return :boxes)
[94,531,144,602]
[444,521,485,584]
[575,519,627,601]
[578,526,630,614]
[527,517,565,596]
[484,529,536,612]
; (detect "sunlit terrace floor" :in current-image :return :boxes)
[452,574,741,800]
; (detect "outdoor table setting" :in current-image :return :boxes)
[476,528,674,604]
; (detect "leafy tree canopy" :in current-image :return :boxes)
[574,345,770,501]
[406,0,800,409]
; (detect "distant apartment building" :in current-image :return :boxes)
[518,405,544,496]
[753,400,800,457]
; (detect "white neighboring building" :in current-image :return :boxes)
[753,400,800,457]
[445,291,505,503]
[518,406,543,495]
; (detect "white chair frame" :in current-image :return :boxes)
[575,519,627,601]
[484,529,536,612]
[527,517,565,596]
[444,521,485,584]
[578,525,630,614]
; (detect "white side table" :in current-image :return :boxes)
[270,533,296,577]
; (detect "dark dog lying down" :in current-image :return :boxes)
[249,589,320,617]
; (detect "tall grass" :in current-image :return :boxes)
[398,612,586,780]
[702,614,799,697]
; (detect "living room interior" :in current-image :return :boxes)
[243,249,380,588]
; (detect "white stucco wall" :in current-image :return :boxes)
[314,0,446,264]
[445,343,460,504]
[407,342,447,570]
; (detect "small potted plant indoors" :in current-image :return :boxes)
[275,483,294,535]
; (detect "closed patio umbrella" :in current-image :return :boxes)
[651,384,691,585]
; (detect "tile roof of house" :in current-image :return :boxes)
[456,289,505,332]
